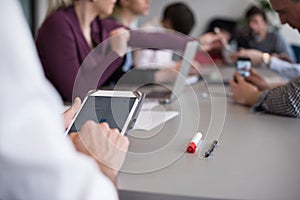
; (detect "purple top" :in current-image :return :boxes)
[36,6,192,101]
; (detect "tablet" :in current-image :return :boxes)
[66,90,144,136]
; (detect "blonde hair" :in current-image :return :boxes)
[46,0,75,17]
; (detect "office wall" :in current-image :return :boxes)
[36,0,47,29]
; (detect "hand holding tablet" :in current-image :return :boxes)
[66,90,144,136]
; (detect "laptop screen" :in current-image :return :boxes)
[169,41,199,102]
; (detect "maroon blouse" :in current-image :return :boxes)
[36,6,192,101]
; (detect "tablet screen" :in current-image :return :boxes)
[68,96,136,134]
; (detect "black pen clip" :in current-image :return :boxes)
[204,140,218,158]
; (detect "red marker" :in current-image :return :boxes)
[187,132,203,153]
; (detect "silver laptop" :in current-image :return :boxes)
[145,41,199,104]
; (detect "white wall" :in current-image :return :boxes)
[281,25,300,45]
[36,0,48,30]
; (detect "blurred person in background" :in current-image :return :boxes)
[36,0,222,101]
[236,5,295,63]
[230,0,300,118]
[133,2,195,69]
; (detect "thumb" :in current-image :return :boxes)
[249,68,259,76]
[69,132,79,142]
[72,97,82,114]
[234,71,244,83]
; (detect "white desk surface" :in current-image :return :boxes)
[117,67,300,200]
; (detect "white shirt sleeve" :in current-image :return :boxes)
[0,1,118,200]
[269,57,300,80]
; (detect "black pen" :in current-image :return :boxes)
[204,140,218,158]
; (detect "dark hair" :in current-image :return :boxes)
[163,2,195,35]
[205,18,236,40]
[245,6,267,22]
[115,0,121,7]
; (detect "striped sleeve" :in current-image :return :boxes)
[252,78,300,118]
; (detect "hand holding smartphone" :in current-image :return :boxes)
[236,57,251,77]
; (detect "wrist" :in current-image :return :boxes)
[97,163,118,185]
[248,90,260,106]
[262,52,271,68]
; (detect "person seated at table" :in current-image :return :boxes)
[110,0,230,77]
[110,0,201,82]
[110,0,151,29]
[110,0,203,83]
[109,0,178,82]
[230,0,300,119]
[230,68,300,118]
[200,18,237,65]
[1,1,129,199]
[36,0,221,102]
[236,5,295,63]
[133,2,195,69]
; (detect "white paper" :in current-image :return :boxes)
[134,111,179,131]
[140,101,160,110]
[185,75,199,85]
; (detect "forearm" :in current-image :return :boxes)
[71,132,119,188]
[97,163,118,186]
[129,30,193,51]
[252,78,300,118]
[269,57,300,80]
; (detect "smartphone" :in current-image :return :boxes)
[65,90,144,136]
[236,57,251,77]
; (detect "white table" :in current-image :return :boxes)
[117,67,300,200]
